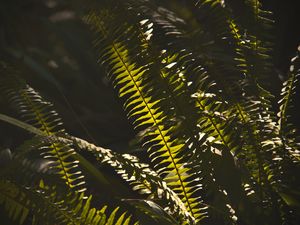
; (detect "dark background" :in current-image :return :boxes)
[262,0,300,130]
[262,0,300,73]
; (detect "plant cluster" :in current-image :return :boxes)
[0,0,299,224]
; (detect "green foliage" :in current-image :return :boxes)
[0,0,299,225]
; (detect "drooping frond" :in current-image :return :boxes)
[226,0,274,38]
[278,47,300,142]
[128,6,247,221]
[0,123,136,225]
[224,0,275,84]
[125,199,179,225]
[83,9,206,223]
[67,135,194,223]
[0,106,195,223]
[1,1,299,225]
[0,180,135,225]
[0,109,193,223]
[0,70,86,192]
[0,180,29,225]
[0,146,65,224]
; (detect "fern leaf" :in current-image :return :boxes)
[0,180,29,225]
[0,71,86,192]
[0,180,134,225]
[0,111,193,223]
[278,48,300,140]
[125,199,179,225]
[68,135,194,223]
[83,10,203,222]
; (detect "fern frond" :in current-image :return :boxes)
[83,9,207,222]
[132,4,292,223]
[125,199,179,225]
[0,180,29,225]
[0,111,193,223]
[67,135,194,223]
[158,52,244,222]
[0,72,86,192]
[278,48,300,141]
[0,147,63,224]
[0,142,134,225]
[0,180,135,225]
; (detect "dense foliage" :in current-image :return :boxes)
[0,0,299,224]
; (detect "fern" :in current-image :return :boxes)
[0,72,86,192]
[0,143,135,225]
[1,1,300,225]
[0,110,194,223]
[0,67,137,224]
[69,135,194,222]
[278,48,300,143]
[0,180,30,225]
[0,180,134,225]
[82,3,261,224]
[137,6,246,220]
[83,9,207,223]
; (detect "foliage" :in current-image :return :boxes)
[0,0,299,224]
